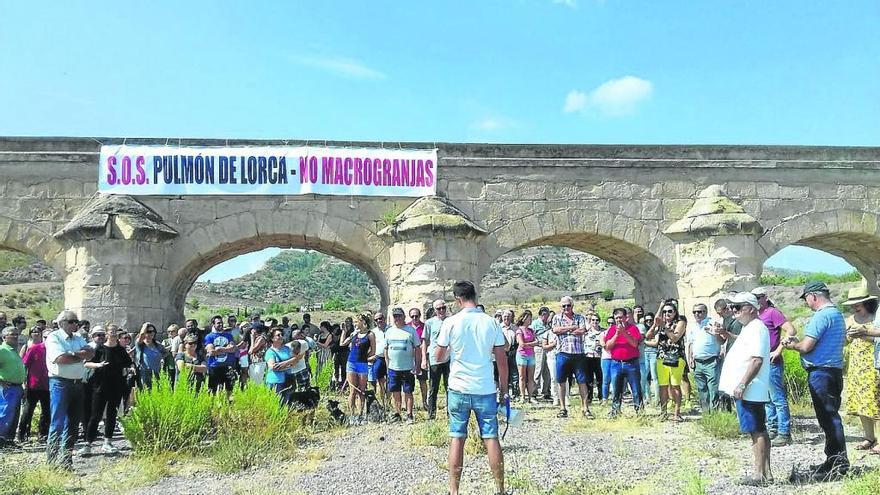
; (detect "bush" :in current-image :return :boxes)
[782,349,810,405]
[211,382,293,472]
[601,289,614,301]
[0,464,74,495]
[121,370,215,455]
[309,354,333,391]
[697,411,741,439]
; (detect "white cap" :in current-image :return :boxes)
[730,292,759,309]
[751,287,768,296]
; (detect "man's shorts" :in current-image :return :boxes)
[368,357,387,382]
[387,369,415,393]
[657,358,685,386]
[207,366,234,393]
[735,399,767,434]
[346,361,369,376]
[555,352,587,384]
[291,368,311,391]
[447,389,498,439]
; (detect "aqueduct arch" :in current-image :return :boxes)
[169,234,390,325]
[759,209,880,289]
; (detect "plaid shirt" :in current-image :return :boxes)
[552,313,587,354]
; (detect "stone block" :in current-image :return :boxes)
[726,181,756,198]
[662,199,694,221]
[838,184,867,199]
[600,182,634,199]
[808,183,839,199]
[779,185,810,199]
[662,181,697,199]
[756,182,780,199]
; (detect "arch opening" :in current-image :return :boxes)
[174,236,388,325]
[481,232,678,308]
[0,246,65,327]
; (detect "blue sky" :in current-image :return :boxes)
[2,1,876,281]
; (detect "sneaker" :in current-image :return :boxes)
[76,443,92,456]
[101,442,118,454]
[391,413,402,423]
[406,414,414,424]
[771,434,792,447]
[767,430,778,440]
[739,475,770,486]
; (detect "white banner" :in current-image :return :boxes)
[98,145,438,197]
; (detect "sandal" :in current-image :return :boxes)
[583,410,594,419]
[855,439,877,450]
[672,414,684,422]
[870,445,880,455]
[557,409,568,418]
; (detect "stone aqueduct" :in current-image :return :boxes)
[2,137,880,329]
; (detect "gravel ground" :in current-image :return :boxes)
[4,400,879,495]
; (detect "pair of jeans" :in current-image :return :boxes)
[807,367,849,470]
[764,360,791,435]
[644,352,659,403]
[427,361,450,416]
[584,356,603,401]
[47,378,84,468]
[85,386,123,443]
[18,388,50,441]
[601,358,613,399]
[446,389,498,439]
[610,359,642,414]
[693,356,721,412]
[0,383,23,440]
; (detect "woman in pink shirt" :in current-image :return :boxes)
[601,308,643,417]
[17,327,49,442]
[515,311,539,403]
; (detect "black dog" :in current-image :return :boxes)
[286,386,321,411]
[326,399,346,425]
[363,389,384,423]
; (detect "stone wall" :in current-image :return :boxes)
[1,137,880,327]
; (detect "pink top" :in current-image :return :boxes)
[411,321,425,340]
[22,341,48,390]
[516,326,536,357]
[759,306,787,351]
[606,324,641,361]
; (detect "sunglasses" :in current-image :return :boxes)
[730,304,744,311]
[693,310,706,314]
[65,319,79,324]
[661,309,675,314]
[561,304,572,308]
[375,316,385,320]
[590,318,600,322]
[435,306,447,311]
[30,330,41,334]
[92,333,106,337]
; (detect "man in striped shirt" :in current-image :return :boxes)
[552,296,590,418]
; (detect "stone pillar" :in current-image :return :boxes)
[55,195,178,330]
[664,185,764,311]
[379,197,488,312]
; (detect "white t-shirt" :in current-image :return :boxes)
[719,318,770,402]
[287,340,309,373]
[436,307,506,396]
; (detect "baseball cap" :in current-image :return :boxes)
[538,306,550,315]
[799,280,829,299]
[391,307,405,317]
[730,292,759,309]
[751,287,768,296]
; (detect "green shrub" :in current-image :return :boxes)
[843,468,880,495]
[782,349,810,405]
[601,289,614,301]
[760,270,861,287]
[309,354,333,391]
[211,382,292,472]
[697,411,741,439]
[121,370,215,455]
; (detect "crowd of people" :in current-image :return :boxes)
[0,278,878,490]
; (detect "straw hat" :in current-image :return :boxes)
[841,286,878,306]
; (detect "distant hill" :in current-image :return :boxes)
[193,250,381,309]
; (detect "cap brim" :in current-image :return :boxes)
[842,296,878,306]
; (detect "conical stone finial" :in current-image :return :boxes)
[378,196,488,241]
[54,194,178,242]
[664,185,763,238]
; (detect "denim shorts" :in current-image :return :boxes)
[346,361,369,375]
[555,352,588,384]
[447,389,499,439]
[735,399,767,434]
[387,369,415,393]
[516,354,536,366]
[368,357,387,382]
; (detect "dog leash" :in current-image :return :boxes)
[501,395,511,441]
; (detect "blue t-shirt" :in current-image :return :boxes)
[801,305,845,369]
[204,332,235,369]
[425,317,447,365]
[264,346,293,384]
[139,344,163,373]
[384,324,421,371]
[530,318,548,339]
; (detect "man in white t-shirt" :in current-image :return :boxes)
[435,281,507,495]
[719,292,772,486]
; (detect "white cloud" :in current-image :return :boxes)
[563,76,653,117]
[563,90,588,113]
[290,55,387,80]
[469,116,518,132]
[553,0,578,8]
